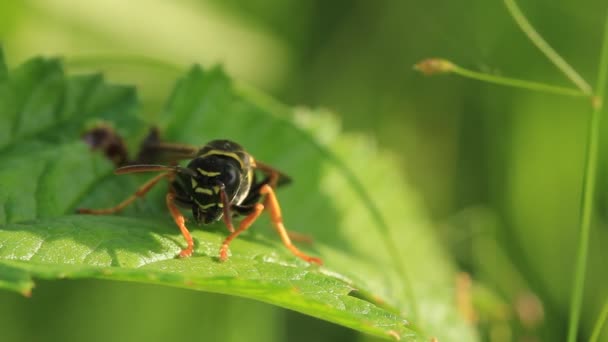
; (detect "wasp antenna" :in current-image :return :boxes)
[114,164,176,175]
[174,166,198,178]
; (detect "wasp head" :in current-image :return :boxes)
[175,140,254,224]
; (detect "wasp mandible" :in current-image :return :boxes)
[78,129,322,265]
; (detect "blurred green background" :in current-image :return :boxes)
[1,0,608,341]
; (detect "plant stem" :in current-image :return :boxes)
[450,64,587,97]
[590,298,608,342]
[567,9,608,342]
[415,59,587,98]
[503,0,592,95]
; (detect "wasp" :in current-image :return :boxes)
[78,129,322,265]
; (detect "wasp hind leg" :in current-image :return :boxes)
[241,175,314,244]
[259,184,322,265]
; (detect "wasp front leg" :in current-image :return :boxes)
[166,191,195,258]
[218,203,264,262]
[219,184,236,233]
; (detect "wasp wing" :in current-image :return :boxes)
[133,127,199,164]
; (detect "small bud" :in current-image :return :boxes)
[414,58,454,75]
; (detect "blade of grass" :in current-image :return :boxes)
[590,298,608,342]
[503,0,592,95]
[567,8,608,342]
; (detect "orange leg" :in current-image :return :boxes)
[166,192,194,258]
[219,203,264,262]
[78,172,169,214]
[255,162,280,188]
[286,231,313,244]
[260,184,323,265]
[220,187,235,233]
[221,212,236,233]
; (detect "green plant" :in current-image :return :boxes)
[0,48,476,341]
[416,1,608,341]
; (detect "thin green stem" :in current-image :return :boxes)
[415,59,587,98]
[450,64,587,97]
[590,298,608,342]
[504,0,592,95]
[567,9,608,342]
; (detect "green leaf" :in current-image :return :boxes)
[0,55,476,341]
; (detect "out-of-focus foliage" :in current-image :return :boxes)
[0,0,607,341]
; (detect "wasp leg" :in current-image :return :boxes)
[240,175,313,244]
[257,165,279,188]
[219,185,235,233]
[166,191,195,258]
[233,202,312,244]
[254,161,292,188]
[219,203,264,262]
[285,231,313,244]
[77,172,169,215]
[259,184,322,265]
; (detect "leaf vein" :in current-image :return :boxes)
[81,239,106,265]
